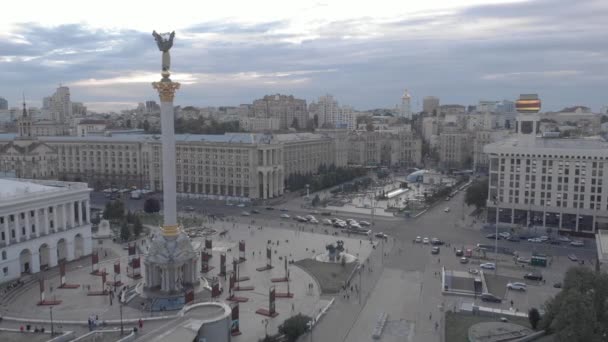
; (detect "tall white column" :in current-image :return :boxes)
[24,211,30,240]
[44,207,49,235]
[15,213,21,241]
[3,216,9,246]
[53,205,58,233]
[263,172,268,199]
[34,208,40,238]
[62,204,67,230]
[69,202,75,228]
[76,201,81,226]
[85,200,91,223]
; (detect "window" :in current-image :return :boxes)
[1,250,6,260]
[3,267,7,276]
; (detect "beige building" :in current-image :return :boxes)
[238,117,280,132]
[252,94,308,130]
[347,130,421,167]
[0,131,349,200]
[439,127,472,170]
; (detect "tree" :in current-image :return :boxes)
[103,200,125,221]
[465,178,489,209]
[126,119,132,128]
[291,118,299,130]
[120,221,131,242]
[144,198,161,213]
[278,314,312,342]
[313,114,319,128]
[529,308,541,330]
[312,194,320,207]
[542,266,608,341]
[133,216,144,237]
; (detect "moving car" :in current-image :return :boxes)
[480,263,496,270]
[279,208,289,212]
[498,232,511,239]
[516,257,531,264]
[460,257,469,264]
[553,282,562,289]
[360,221,371,227]
[507,282,527,291]
[570,240,585,247]
[431,238,444,246]
[481,293,502,303]
[237,203,246,208]
[322,219,332,225]
[455,249,464,257]
[486,234,500,240]
[568,254,578,261]
[524,272,543,281]
[309,218,319,224]
[422,237,430,244]
[251,209,260,214]
[375,232,388,239]
[280,214,290,219]
[431,247,440,254]
[241,211,250,216]
[528,238,543,243]
[444,207,450,213]
[415,236,422,243]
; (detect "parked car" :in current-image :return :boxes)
[375,232,388,239]
[237,203,246,208]
[516,257,531,264]
[486,234,500,240]
[280,214,290,219]
[422,237,430,244]
[444,207,450,213]
[507,282,527,291]
[480,263,496,270]
[524,272,543,281]
[570,240,585,247]
[309,218,319,224]
[241,211,251,216]
[498,232,511,239]
[528,238,543,243]
[568,254,578,261]
[507,236,520,242]
[481,293,502,303]
[322,219,332,225]
[431,238,444,246]
[460,257,469,264]
[455,249,464,257]
[251,209,260,214]
[415,236,422,243]
[359,221,371,227]
[553,282,562,289]
[468,268,479,275]
[279,208,289,212]
[558,236,571,242]
[431,247,440,254]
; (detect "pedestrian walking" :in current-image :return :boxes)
[435,322,439,331]
[138,318,143,329]
[429,313,432,320]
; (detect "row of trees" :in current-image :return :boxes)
[464,177,489,209]
[285,164,367,192]
[102,200,144,242]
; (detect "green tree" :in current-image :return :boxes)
[103,200,125,221]
[465,178,489,209]
[291,118,299,130]
[278,314,312,342]
[143,120,150,132]
[133,216,143,237]
[542,266,608,341]
[312,194,320,207]
[120,221,131,242]
[144,198,161,213]
[529,308,541,330]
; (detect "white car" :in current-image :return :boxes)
[305,215,316,221]
[498,232,511,239]
[322,219,332,225]
[309,218,319,224]
[507,282,527,291]
[415,236,422,243]
[539,235,549,241]
[422,237,430,244]
[360,221,371,227]
[528,238,543,243]
[444,207,450,213]
[241,211,250,216]
[570,240,585,247]
[350,223,362,229]
[480,262,496,270]
[237,203,246,208]
[280,214,290,219]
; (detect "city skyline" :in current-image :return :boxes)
[0,0,606,112]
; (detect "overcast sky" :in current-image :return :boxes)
[0,0,606,113]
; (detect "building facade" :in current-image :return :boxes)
[423,96,440,114]
[252,94,308,130]
[347,130,422,167]
[238,117,280,132]
[439,128,472,170]
[0,97,7,110]
[0,178,92,284]
[484,113,608,233]
[399,89,412,119]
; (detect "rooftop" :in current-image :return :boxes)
[0,178,56,197]
[485,135,608,153]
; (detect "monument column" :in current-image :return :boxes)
[44,207,49,235]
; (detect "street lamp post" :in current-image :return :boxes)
[119,301,124,335]
[50,306,54,336]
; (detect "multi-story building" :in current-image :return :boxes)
[145,101,160,113]
[438,126,472,170]
[423,96,440,114]
[0,131,354,200]
[0,178,92,283]
[477,100,499,113]
[0,97,7,110]
[347,130,421,167]
[473,130,509,173]
[50,86,72,124]
[238,117,280,132]
[71,102,87,117]
[399,89,412,119]
[439,104,466,115]
[252,94,307,130]
[309,95,357,130]
[485,112,608,233]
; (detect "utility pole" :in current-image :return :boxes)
[359,265,362,304]
[120,301,124,335]
[50,306,54,336]
[494,165,500,275]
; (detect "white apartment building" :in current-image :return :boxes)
[50,86,72,124]
[238,117,280,132]
[399,89,412,119]
[0,178,92,283]
[485,113,608,233]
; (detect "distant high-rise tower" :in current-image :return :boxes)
[400,89,412,119]
[423,96,440,115]
[50,86,72,123]
[17,98,33,139]
[0,97,7,110]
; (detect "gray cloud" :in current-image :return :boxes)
[0,0,607,112]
